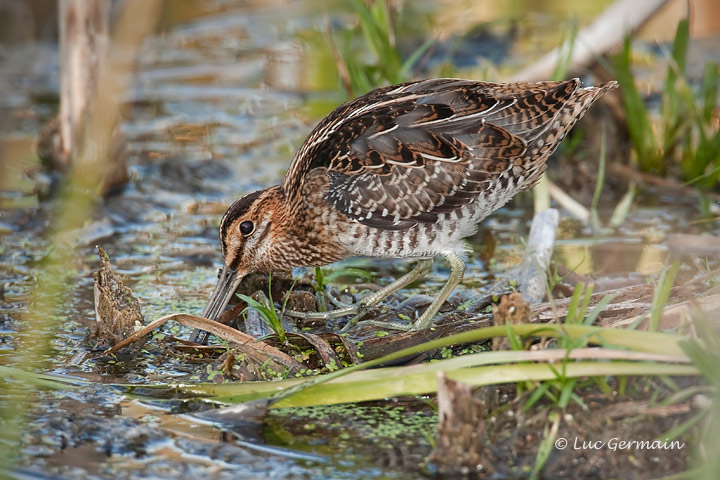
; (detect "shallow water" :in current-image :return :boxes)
[1,0,718,478]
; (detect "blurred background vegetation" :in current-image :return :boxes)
[0,0,719,478]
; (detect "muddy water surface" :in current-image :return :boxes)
[1,1,717,478]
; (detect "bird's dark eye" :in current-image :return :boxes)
[239,220,254,235]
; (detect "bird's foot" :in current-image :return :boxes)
[350,307,437,332]
[351,319,413,332]
[284,296,377,321]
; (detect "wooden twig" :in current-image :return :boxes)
[546,179,590,221]
[509,0,672,81]
[58,0,110,170]
[92,313,302,370]
[607,293,720,331]
[519,208,559,305]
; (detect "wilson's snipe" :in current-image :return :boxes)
[191,77,616,343]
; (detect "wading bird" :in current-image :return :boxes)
[190,77,616,344]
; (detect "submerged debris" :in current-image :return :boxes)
[518,208,559,304]
[492,292,531,351]
[428,373,491,476]
[91,246,144,350]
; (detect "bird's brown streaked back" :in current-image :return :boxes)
[282,78,615,231]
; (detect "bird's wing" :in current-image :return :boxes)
[283,78,585,229]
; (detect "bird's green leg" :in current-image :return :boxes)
[284,258,434,321]
[362,251,466,331]
[412,251,465,329]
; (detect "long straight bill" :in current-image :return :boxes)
[189,264,243,344]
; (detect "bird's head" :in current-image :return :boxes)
[201,187,281,321]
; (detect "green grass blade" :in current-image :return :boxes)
[347,0,401,84]
[551,19,578,81]
[314,266,326,292]
[701,63,719,123]
[523,381,550,412]
[660,407,708,443]
[590,125,607,231]
[608,183,636,228]
[583,293,616,326]
[558,377,578,408]
[649,260,680,332]
[680,340,720,389]
[237,292,286,343]
[529,412,560,480]
[565,283,585,324]
[0,366,82,390]
[614,36,658,172]
[662,19,689,140]
[505,321,524,350]
[399,36,434,78]
[346,0,382,59]
[270,362,696,408]
[577,283,595,323]
[323,267,373,284]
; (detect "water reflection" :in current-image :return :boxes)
[0,1,717,478]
